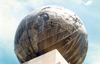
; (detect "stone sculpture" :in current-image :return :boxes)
[14,5,88,64]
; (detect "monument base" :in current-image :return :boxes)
[23,49,68,64]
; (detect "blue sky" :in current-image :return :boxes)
[0,0,100,64]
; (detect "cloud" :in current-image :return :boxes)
[0,0,21,40]
[0,0,34,40]
[72,0,92,5]
[84,1,92,5]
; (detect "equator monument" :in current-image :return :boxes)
[14,5,88,64]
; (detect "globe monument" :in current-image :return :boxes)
[14,5,88,64]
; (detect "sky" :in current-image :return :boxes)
[0,0,100,64]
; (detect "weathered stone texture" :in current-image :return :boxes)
[14,5,88,64]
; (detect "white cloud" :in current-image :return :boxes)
[0,0,31,40]
[84,1,92,5]
[72,0,92,5]
[0,0,21,40]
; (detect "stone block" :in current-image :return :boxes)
[23,49,68,64]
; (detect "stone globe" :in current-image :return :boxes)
[14,5,88,64]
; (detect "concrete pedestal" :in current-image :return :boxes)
[23,49,68,64]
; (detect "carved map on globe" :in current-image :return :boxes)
[14,5,88,64]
